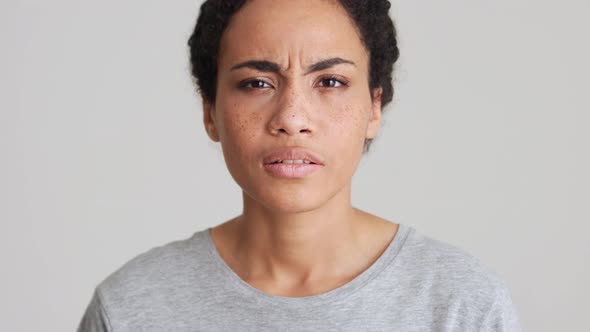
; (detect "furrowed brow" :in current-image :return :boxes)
[230,60,281,73]
[229,57,355,74]
[304,57,356,75]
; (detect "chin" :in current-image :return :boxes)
[244,186,330,214]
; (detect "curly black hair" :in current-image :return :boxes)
[188,0,400,152]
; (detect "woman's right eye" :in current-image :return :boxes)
[240,79,272,89]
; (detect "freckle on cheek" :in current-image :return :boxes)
[245,118,254,140]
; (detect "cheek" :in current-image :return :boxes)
[322,87,372,131]
[321,103,370,179]
[217,101,245,139]
[218,105,264,164]
[326,104,369,148]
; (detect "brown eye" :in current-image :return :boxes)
[318,77,347,88]
[240,79,272,89]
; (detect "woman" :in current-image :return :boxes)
[78,0,521,331]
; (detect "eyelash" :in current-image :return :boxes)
[239,76,349,90]
[318,76,349,88]
[239,80,272,89]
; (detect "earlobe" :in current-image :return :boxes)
[366,87,383,139]
[202,97,220,142]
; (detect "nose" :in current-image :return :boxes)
[267,84,313,137]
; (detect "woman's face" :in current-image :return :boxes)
[203,0,382,213]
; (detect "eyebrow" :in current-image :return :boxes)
[230,57,356,75]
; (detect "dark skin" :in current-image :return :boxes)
[202,0,398,297]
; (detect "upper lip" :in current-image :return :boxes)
[262,147,324,165]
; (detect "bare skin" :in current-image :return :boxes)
[202,0,399,297]
[211,207,398,297]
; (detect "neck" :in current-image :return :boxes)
[231,182,372,285]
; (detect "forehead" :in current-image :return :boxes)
[218,0,368,70]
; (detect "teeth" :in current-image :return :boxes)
[277,160,311,164]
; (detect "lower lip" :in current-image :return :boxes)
[263,163,323,178]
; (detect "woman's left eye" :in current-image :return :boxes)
[317,77,347,88]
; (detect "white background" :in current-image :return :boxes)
[2,0,588,330]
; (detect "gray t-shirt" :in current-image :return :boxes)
[77,223,521,331]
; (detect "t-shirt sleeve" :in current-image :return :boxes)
[477,279,522,332]
[77,289,113,332]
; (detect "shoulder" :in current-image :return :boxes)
[393,225,520,329]
[401,226,509,293]
[95,229,213,307]
[83,229,218,330]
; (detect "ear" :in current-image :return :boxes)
[366,87,382,140]
[202,94,220,142]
